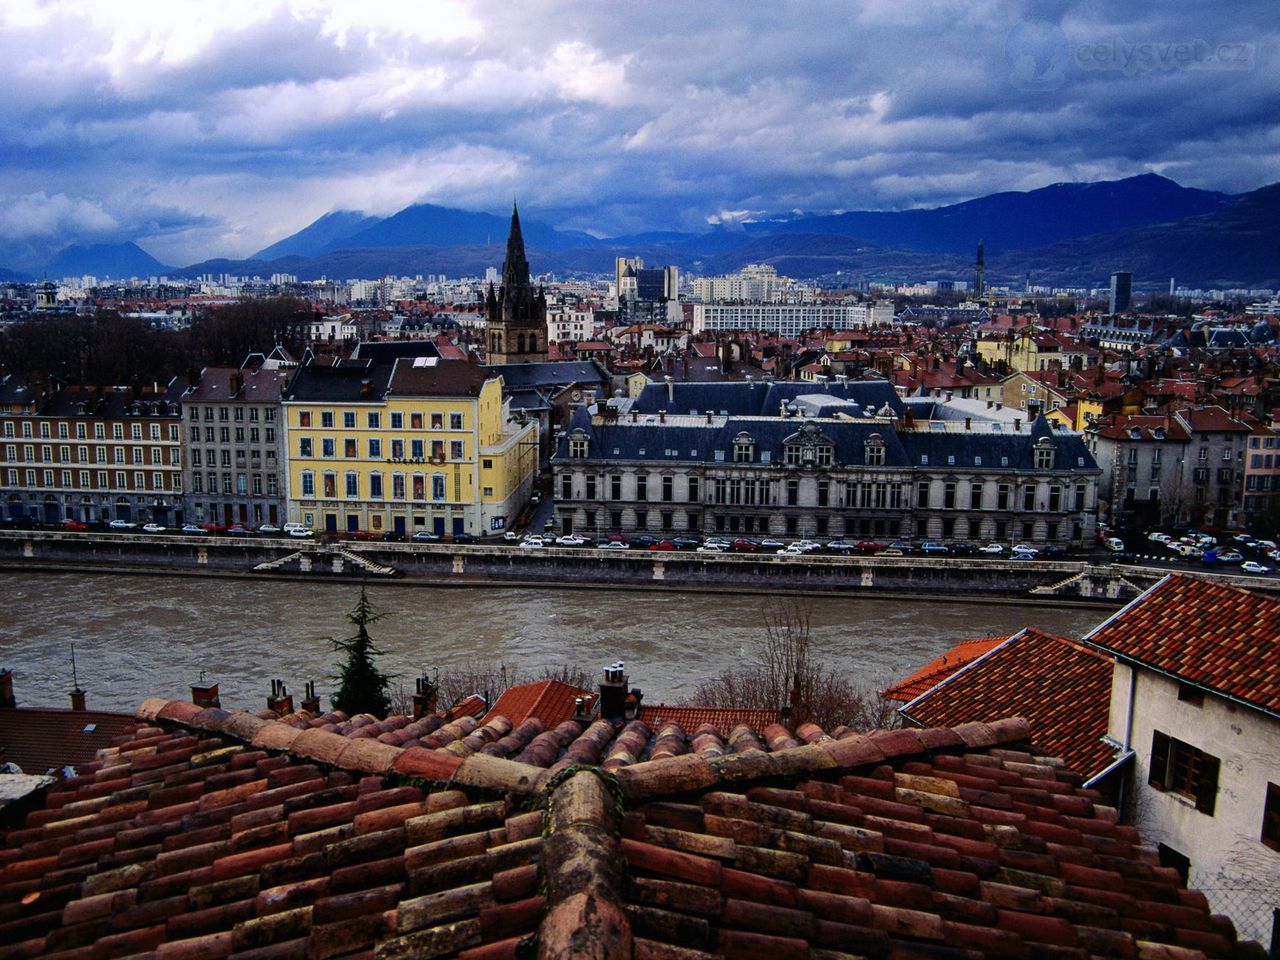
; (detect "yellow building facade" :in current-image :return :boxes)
[283,358,537,536]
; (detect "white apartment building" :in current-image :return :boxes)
[692,300,894,338]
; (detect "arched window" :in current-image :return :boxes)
[517,333,526,354]
[528,334,537,353]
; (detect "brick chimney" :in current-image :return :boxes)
[412,674,438,718]
[599,662,629,722]
[70,687,87,711]
[191,679,221,709]
[0,669,14,709]
[301,681,320,715]
[267,679,293,716]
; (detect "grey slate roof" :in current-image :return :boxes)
[628,378,904,418]
[557,403,1097,473]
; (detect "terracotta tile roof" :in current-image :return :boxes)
[0,707,138,775]
[0,700,1262,960]
[898,629,1117,780]
[484,678,592,728]
[1082,574,1280,717]
[636,704,780,736]
[882,636,1009,702]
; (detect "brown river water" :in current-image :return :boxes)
[0,572,1109,714]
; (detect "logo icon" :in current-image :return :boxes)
[1005,21,1070,91]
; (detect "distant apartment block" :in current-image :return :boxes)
[692,300,893,338]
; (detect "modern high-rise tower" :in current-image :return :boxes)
[485,204,548,364]
[1109,271,1132,315]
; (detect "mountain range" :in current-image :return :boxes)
[8,174,1278,289]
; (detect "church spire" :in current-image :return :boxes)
[502,202,530,289]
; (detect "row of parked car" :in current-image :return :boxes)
[504,532,1073,558]
[1100,528,1277,575]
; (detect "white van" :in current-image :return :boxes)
[1104,537,1125,551]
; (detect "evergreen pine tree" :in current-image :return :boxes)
[330,586,392,717]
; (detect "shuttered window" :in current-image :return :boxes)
[1149,730,1219,815]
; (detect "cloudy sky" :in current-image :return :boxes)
[1,0,1276,268]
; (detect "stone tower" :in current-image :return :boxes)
[486,204,548,364]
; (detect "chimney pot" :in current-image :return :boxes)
[70,688,86,711]
[1014,417,1021,431]
[964,417,972,430]
[191,681,221,709]
[599,663,629,721]
[301,680,320,715]
[0,668,14,709]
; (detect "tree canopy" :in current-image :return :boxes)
[330,587,393,717]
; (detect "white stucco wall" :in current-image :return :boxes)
[1108,662,1280,946]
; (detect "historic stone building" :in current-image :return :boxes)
[484,205,548,365]
[0,376,184,525]
[180,360,291,527]
[552,380,1100,545]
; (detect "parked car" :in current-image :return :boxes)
[1148,532,1172,543]
[855,540,885,552]
[181,523,209,534]
[382,530,406,541]
[825,540,857,553]
[60,518,88,531]
[410,531,440,542]
[978,543,1004,554]
[228,524,255,536]
[555,534,588,547]
[703,537,731,549]
[1103,537,1125,552]
[344,530,379,541]
[876,548,905,557]
[886,540,915,554]
[731,538,758,552]
[142,523,167,534]
[1241,561,1271,575]
[649,540,676,551]
[1214,550,1244,564]
[949,542,977,556]
[257,523,282,534]
[758,538,785,550]
[1041,545,1069,558]
[920,541,948,555]
[777,545,806,556]
[1232,532,1255,544]
[108,519,137,529]
[286,526,315,539]
[597,540,628,550]
[792,539,823,552]
[519,537,545,549]
[201,522,228,534]
[672,536,701,550]
[629,534,656,548]
[696,544,725,553]
[450,533,479,544]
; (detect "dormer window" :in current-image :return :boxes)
[864,433,885,466]
[1034,437,1056,470]
[733,432,755,463]
[1130,428,1142,439]
[1154,427,1165,440]
[568,429,589,459]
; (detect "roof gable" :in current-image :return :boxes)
[1082,574,1280,717]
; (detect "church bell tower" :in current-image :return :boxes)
[486,204,548,364]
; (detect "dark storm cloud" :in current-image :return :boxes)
[0,0,1274,266]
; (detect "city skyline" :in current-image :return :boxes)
[0,0,1276,269]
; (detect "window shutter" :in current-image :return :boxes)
[1195,755,1219,815]
[1149,731,1170,789]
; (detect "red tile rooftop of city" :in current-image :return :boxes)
[0,677,1268,960]
[1081,574,1280,716]
[895,629,1117,781]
